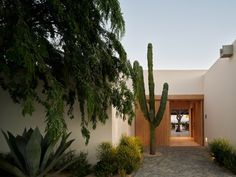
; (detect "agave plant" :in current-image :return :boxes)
[0,127,75,177]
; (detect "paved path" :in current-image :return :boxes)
[134,147,236,177]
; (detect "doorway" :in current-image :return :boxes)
[169,99,203,146]
[171,109,190,137]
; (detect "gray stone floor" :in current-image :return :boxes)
[134,147,236,177]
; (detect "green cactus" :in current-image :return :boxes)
[132,43,169,155]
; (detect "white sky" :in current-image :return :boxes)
[119,0,236,69]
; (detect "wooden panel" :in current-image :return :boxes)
[170,101,191,110]
[135,100,170,147]
[193,101,204,145]
[135,104,150,146]
[146,95,204,101]
[155,101,170,146]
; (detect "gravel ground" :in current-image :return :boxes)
[134,147,236,177]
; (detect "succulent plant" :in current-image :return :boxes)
[0,127,75,177]
[132,43,169,155]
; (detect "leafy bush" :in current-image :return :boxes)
[209,139,236,174]
[95,136,143,177]
[117,135,142,176]
[95,142,117,177]
[209,139,233,165]
[54,151,91,177]
[118,135,143,156]
[0,127,75,177]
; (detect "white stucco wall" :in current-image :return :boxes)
[204,41,236,146]
[0,88,112,164]
[111,106,135,145]
[143,70,206,95]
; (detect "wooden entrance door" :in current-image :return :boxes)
[135,100,170,146]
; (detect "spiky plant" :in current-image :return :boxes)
[132,43,169,155]
[0,127,76,177]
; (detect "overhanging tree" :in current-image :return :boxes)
[132,43,168,155]
[0,0,134,143]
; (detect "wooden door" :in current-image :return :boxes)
[135,100,170,146]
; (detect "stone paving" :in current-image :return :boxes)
[134,147,236,177]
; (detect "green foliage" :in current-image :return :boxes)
[95,136,143,177]
[54,151,91,177]
[116,135,142,176]
[0,127,75,177]
[0,0,134,142]
[95,142,117,177]
[0,153,14,177]
[209,139,236,174]
[119,135,144,153]
[132,43,169,154]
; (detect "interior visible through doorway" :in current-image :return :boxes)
[171,109,189,137]
[169,100,202,147]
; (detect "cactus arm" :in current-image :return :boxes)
[154,83,169,127]
[137,65,150,121]
[132,61,140,99]
[147,43,155,122]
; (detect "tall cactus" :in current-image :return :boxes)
[132,43,169,155]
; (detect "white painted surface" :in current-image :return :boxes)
[204,40,236,146]
[111,106,135,145]
[0,89,112,164]
[142,70,206,95]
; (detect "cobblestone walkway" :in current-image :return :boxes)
[134,147,236,177]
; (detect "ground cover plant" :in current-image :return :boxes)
[209,138,236,174]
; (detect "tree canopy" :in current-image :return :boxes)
[0,0,134,143]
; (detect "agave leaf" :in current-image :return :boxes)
[25,127,42,176]
[47,154,81,177]
[41,132,51,152]
[15,136,27,157]
[2,131,26,172]
[54,133,72,157]
[0,155,27,177]
[37,152,71,177]
[39,143,54,173]
[38,135,74,177]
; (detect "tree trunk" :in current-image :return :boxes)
[150,124,156,155]
[176,120,181,132]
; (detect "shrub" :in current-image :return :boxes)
[209,138,236,174]
[116,145,141,176]
[95,136,143,177]
[209,139,233,165]
[117,135,142,176]
[119,135,144,153]
[95,142,117,177]
[54,151,91,177]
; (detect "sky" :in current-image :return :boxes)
[119,0,236,69]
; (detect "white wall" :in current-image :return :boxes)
[204,40,236,146]
[0,88,112,164]
[143,70,206,95]
[111,106,135,145]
